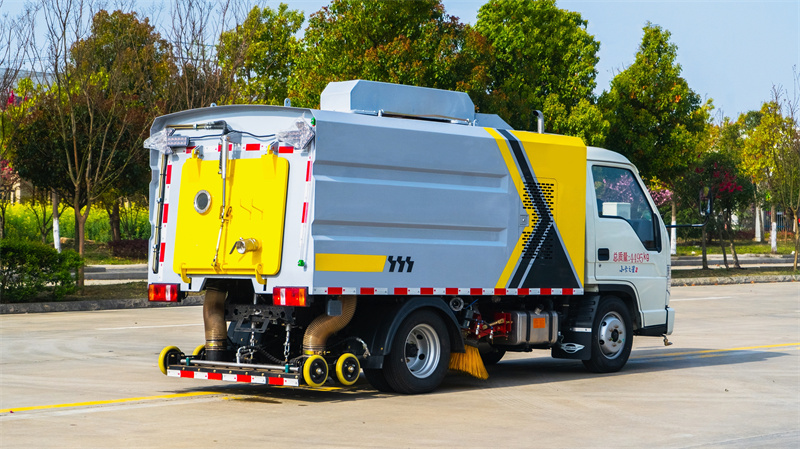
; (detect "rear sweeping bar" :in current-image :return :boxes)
[184,359,300,373]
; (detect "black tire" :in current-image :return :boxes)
[384,309,451,394]
[582,296,633,373]
[363,368,395,393]
[478,342,506,365]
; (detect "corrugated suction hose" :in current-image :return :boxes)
[203,285,228,361]
[303,295,357,354]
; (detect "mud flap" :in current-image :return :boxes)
[551,296,599,360]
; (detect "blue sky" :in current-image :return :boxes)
[3,0,798,118]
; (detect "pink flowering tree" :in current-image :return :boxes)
[0,159,20,238]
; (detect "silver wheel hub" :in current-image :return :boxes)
[598,312,626,359]
[404,323,440,379]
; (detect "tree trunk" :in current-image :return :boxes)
[670,200,677,255]
[726,210,741,269]
[701,224,709,270]
[109,201,121,242]
[52,190,61,253]
[770,204,778,254]
[74,192,88,290]
[718,217,729,269]
[794,222,799,271]
[754,203,762,242]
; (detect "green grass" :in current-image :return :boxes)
[59,240,146,265]
[672,266,799,279]
[64,282,148,301]
[1,282,148,304]
[676,240,797,256]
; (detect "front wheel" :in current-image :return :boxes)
[384,309,451,394]
[582,297,633,373]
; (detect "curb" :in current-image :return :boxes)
[671,275,799,287]
[2,275,797,314]
[0,295,204,315]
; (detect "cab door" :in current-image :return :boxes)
[589,164,669,328]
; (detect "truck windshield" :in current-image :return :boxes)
[591,165,659,251]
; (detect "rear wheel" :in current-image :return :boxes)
[335,353,361,386]
[302,354,329,387]
[158,346,182,375]
[582,297,632,373]
[191,344,206,359]
[384,309,450,394]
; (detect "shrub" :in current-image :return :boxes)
[0,239,83,303]
[107,239,148,260]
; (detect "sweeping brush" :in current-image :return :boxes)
[449,341,489,380]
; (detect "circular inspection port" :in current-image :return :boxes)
[194,190,211,214]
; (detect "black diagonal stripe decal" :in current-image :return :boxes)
[497,129,555,288]
[497,129,582,290]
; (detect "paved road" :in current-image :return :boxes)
[1,283,798,448]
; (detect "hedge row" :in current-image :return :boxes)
[0,239,83,303]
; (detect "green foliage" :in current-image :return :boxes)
[6,8,171,259]
[600,23,709,186]
[289,0,491,108]
[746,99,800,217]
[475,0,605,141]
[0,238,83,303]
[218,4,305,105]
[3,203,148,243]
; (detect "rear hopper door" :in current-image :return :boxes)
[172,154,289,281]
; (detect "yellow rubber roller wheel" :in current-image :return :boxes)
[192,344,206,358]
[335,353,361,386]
[302,354,329,388]
[158,346,182,375]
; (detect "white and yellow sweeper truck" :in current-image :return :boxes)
[147,80,674,394]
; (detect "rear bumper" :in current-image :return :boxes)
[166,365,301,387]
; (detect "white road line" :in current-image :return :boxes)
[670,296,733,302]
[96,323,203,330]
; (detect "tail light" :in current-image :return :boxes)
[149,284,180,302]
[273,287,308,307]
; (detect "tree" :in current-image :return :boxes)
[600,23,710,254]
[727,110,767,243]
[746,86,800,269]
[0,159,19,238]
[217,3,304,105]
[289,0,491,108]
[164,0,247,112]
[0,2,35,238]
[699,128,755,268]
[71,9,172,242]
[475,0,606,141]
[9,3,172,286]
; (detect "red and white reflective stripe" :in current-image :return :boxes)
[158,160,174,281]
[312,287,583,296]
[298,151,314,262]
[301,202,309,224]
[167,369,300,387]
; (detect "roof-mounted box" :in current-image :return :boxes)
[320,80,476,124]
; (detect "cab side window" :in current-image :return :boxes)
[591,165,660,251]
